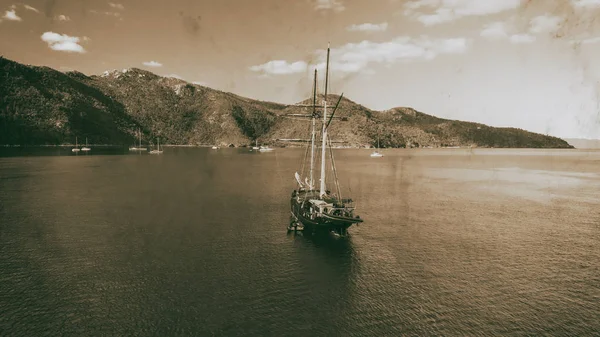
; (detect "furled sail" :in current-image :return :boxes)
[295,172,304,188]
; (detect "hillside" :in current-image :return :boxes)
[0,56,573,148]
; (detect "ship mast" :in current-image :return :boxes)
[319,43,330,197]
[309,69,317,190]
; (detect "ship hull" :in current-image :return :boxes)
[290,193,362,235]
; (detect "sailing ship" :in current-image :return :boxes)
[252,140,259,150]
[71,137,80,152]
[81,137,91,152]
[129,128,146,151]
[370,132,383,157]
[149,137,163,154]
[289,44,363,237]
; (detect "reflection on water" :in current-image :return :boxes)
[1,148,599,335]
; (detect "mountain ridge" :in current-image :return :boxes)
[0,56,574,149]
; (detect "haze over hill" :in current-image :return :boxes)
[0,57,573,149]
[563,138,600,149]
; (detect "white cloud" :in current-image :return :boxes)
[250,36,470,75]
[108,2,125,10]
[509,33,536,44]
[404,0,524,25]
[41,32,87,53]
[166,74,184,80]
[24,5,39,13]
[529,15,563,34]
[571,0,600,8]
[480,14,563,44]
[314,0,345,12]
[90,9,121,17]
[3,9,22,21]
[570,36,600,44]
[480,22,508,38]
[143,61,163,67]
[249,60,308,75]
[346,22,388,32]
[56,14,70,21]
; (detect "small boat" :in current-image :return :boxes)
[129,128,147,151]
[211,146,219,150]
[289,44,363,237]
[258,146,274,152]
[81,137,91,152]
[252,139,259,150]
[71,137,80,152]
[370,131,383,157]
[149,137,163,154]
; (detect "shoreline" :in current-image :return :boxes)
[0,144,582,149]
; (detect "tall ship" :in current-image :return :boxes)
[289,44,363,237]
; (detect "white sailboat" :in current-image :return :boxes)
[81,137,91,151]
[149,137,163,154]
[252,139,259,150]
[129,128,146,151]
[71,137,80,152]
[370,132,383,157]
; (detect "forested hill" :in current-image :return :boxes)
[0,57,574,148]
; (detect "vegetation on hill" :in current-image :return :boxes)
[0,56,574,148]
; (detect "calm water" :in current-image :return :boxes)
[1,148,599,336]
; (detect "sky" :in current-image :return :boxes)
[1,0,600,139]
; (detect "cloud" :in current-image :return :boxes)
[90,9,121,17]
[314,0,345,12]
[480,14,563,43]
[143,61,163,67]
[529,14,563,34]
[346,22,388,32]
[480,22,508,38]
[404,0,524,26]
[250,37,470,75]
[249,60,308,75]
[3,9,22,21]
[509,33,536,44]
[24,5,39,13]
[166,74,184,80]
[108,2,125,10]
[41,32,87,53]
[55,14,70,21]
[570,36,600,45]
[571,0,600,8]
[192,81,209,86]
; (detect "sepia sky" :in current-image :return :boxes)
[1,0,600,139]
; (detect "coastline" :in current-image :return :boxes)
[0,144,582,149]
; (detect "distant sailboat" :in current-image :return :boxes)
[71,137,80,152]
[252,139,259,150]
[149,137,163,154]
[129,128,146,151]
[81,137,91,151]
[370,131,383,157]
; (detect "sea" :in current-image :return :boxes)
[1,147,599,336]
